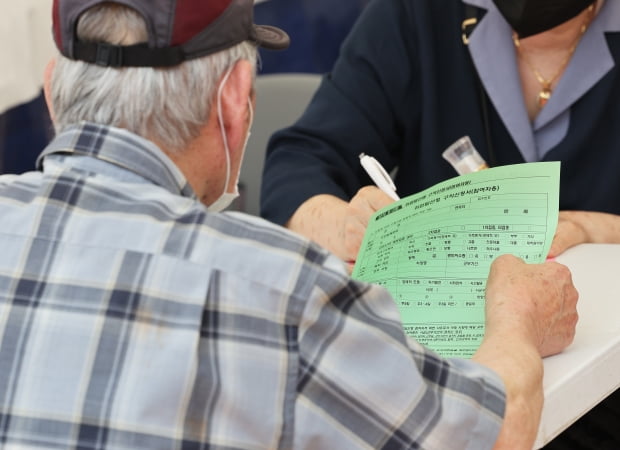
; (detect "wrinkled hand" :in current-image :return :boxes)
[342,186,396,264]
[549,210,620,258]
[548,211,590,258]
[485,254,578,357]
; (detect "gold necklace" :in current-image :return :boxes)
[513,3,596,109]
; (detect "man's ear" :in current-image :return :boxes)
[218,59,254,151]
[43,58,56,123]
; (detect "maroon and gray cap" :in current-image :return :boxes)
[52,0,290,67]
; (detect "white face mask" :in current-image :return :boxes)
[208,67,254,212]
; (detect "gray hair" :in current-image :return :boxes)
[50,2,258,152]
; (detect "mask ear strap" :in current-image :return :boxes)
[216,66,235,194]
[247,97,254,127]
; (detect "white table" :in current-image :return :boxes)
[535,244,620,447]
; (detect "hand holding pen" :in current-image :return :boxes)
[350,141,488,272]
[339,154,400,269]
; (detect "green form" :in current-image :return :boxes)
[352,162,560,358]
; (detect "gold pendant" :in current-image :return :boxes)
[538,88,551,108]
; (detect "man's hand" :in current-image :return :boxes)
[473,254,579,449]
[484,254,578,357]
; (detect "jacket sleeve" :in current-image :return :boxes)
[261,0,422,225]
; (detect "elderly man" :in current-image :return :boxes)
[0,0,577,448]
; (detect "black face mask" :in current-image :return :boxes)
[492,0,596,38]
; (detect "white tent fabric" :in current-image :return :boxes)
[0,1,55,114]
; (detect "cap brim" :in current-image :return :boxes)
[254,25,290,50]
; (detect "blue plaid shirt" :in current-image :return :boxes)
[0,122,505,449]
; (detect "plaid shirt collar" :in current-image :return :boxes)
[36,121,196,199]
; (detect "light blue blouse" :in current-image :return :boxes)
[463,0,620,161]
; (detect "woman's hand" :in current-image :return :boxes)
[549,211,620,258]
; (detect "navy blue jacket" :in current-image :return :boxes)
[261,0,620,225]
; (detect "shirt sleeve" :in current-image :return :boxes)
[260,0,421,225]
[293,256,506,450]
